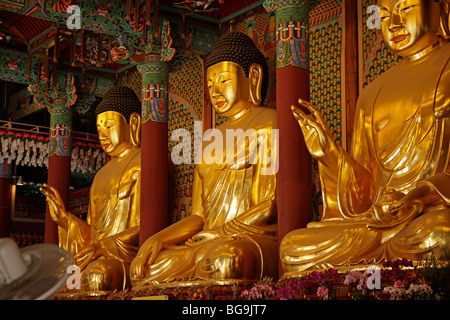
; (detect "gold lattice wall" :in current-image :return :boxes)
[309,0,343,146]
[308,0,343,220]
[168,54,204,223]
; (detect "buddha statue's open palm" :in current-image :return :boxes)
[40,183,69,230]
[291,99,340,166]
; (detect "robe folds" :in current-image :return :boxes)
[59,148,141,269]
[142,107,279,283]
[281,42,450,273]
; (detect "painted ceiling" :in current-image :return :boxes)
[0,1,266,126]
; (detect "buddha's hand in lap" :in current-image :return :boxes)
[130,235,164,279]
[185,229,221,247]
[386,184,435,217]
[75,242,108,269]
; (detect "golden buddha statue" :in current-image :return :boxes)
[281,0,450,276]
[130,32,278,286]
[41,86,142,291]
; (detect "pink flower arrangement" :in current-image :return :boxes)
[393,279,407,288]
[240,280,276,300]
[343,270,370,294]
[317,286,329,300]
[276,282,297,300]
[237,257,444,300]
[276,268,340,300]
[381,258,414,279]
[383,283,432,300]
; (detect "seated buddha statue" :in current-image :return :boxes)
[281,0,450,276]
[130,32,278,286]
[41,86,141,291]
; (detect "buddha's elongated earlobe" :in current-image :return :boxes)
[249,63,263,106]
[129,112,141,147]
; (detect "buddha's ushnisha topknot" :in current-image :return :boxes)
[205,32,269,105]
[95,86,141,123]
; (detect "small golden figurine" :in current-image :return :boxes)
[281,0,450,276]
[41,86,141,291]
[130,32,278,286]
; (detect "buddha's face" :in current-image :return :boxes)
[207,61,250,117]
[378,0,441,57]
[96,111,132,157]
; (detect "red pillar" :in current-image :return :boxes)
[29,73,77,245]
[276,1,312,276]
[137,54,169,245]
[0,161,12,238]
[140,122,168,244]
[45,105,73,245]
[45,155,71,244]
[277,66,312,235]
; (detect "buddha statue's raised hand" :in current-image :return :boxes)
[291,99,340,167]
[280,0,450,276]
[40,183,69,230]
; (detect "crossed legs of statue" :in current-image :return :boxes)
[81,258,131,292]
[134,235,278,286]
[280,210,450,277]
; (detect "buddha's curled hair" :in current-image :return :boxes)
[205,31,269,105]
[95,86,141,123]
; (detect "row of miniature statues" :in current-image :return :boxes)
[41,0,450,292]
